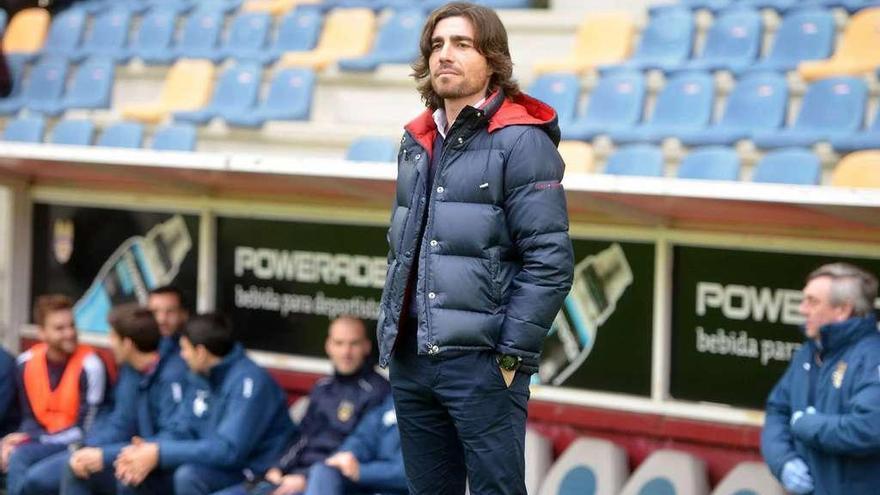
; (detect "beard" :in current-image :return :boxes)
[431,73,486,101]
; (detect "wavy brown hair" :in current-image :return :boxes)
[412,2,521,110]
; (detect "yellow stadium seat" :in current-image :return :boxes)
[533,12,634,75]
[557,140,595,174]
[278,8,375,71]
[798,8,880,81]
[830,150,880,189]
[3,8,50,55]
[121,59,215,124]
[242,0,320,16]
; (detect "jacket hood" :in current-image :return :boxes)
[404,90,561,156]
[813,314,878,354]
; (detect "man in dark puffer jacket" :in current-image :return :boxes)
[376,3,574,494]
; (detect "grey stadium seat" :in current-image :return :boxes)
[619,449,710,495]
[538,437,629,495]
[711,461,785,495]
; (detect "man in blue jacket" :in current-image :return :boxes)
[376,3,573,493]
[0,347,20,437]
[305,394,406,495]
[111,312,295,495]
[761,262,880,495]
[50,304,189,495]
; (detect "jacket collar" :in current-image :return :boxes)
[403,90,560,159]
[207,344,245,387]
[813,315,878,355]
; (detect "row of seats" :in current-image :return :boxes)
[3,6,423,71]
[531,71,880,151]
[0,116,197,151]
[71,0,532,14]
[534,6,880,81]
[675,0,880,13]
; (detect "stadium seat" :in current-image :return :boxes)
[673,8,762,73]
[146,0,195,13]
[743,8,834,74]
[800,0,880,15]
[222,12,273,63]
[562,71,645,141]
[121,59,215,124]
[225,68,315,127]
[0,10,7,38]
[751,148,821,185]
[49,119,95,146]
[525,429,553,495]
[279,8,376,71]
[2,115,46,143]
[0,56,31,115]
[338,8,424,71]
[678,72,787,146]
[242,0,321,15]
[197,0,244,12]
[737,0,797,10]
[619,449,710,495]
[557,141,595,173]
[798,7,880,81]
[128,8,178,65]
[608,71,714,144]
[151,123,197,151]
[711,461,786,495]
[41,7,87,59]
[677,146,741,181]
[59,57,115,113]
[74,8,132,62]
[533,12,634,75]
[674,0,733,11]
[267,7,323,62]
[831,151,880,188]
[174,62,262,124]
[19,56,69,116]
[830,104,880,152]
[751,77,867,148]
[3,8,50,60]
[527,73,580,127]
[604,144,665,177]
[96,122,144,148]
[346,136,398,162]
[174,10,224,61]
[601,7,693,72]
[537,437,629,495]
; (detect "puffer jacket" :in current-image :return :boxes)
[376,90,574,374]
[761,315,880,494]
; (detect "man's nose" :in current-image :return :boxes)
[438,42,453,62]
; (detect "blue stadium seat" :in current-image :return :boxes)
[0,56,30,115]
[676,0,733,10]
[346,136,398,162]
[830,104,880,151]
[196,0,243,12]
[269,7,323,62]
[79,0,150,13]
[752,77,868,148]
[225,68,316,127]
[2,115,46,142]
[128,9,178,65]
[0,10,7,37]
[41,7,87,59]
[174,10,224,61]
[752,148,821,184]
[673,8,762,73]
[222,12,273,64]
[800,0,880,13]
[146,0,194,13]
[21,56,70,116]
[562,71,645,141]
[421,0,531,8]
[49,119,95,146]
[338,8,424,71]
[608,71,714,144]
[744,8,834,73]
[738,0,798,10]
[604,145,665,176]
[75,8,133,62]
[96,122,144,148]
[60,57,115,112]
[678,72,787,146]
[677,146,741,181]
[601,7,693,72]
[152,123,197,151]
[174,62,262,124]
[527,73,580,127]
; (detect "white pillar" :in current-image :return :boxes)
[0,182,32,352]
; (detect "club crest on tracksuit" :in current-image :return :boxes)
[832,361,847,389]
[193,389,210,417]
[337,400,354,422]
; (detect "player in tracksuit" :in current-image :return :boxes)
[111,312,295,495]
[762,263,880,495]
[305,394,406,495]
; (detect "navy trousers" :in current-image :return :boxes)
[7,442,67,495]
[389,329,530,495]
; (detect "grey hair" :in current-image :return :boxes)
[807,263,879,317]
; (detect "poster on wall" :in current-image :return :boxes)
[671,246,880,409]
[215,216,388,357]
[538,240,654,396]
[31,204,200,333]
